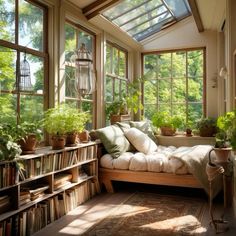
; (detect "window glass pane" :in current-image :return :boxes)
[20,95,44,123]
[106,44,112,74]
[65,24,76,62]
[173,78,186,102]
[0,94,16,124]
[81,102,92,129]
[19,0,44,51]
[105,76,113,102]
[65,100,78,108]
[188,50,203,77]
[188,77,202,102]
[158,79,171,102]
[158,104,171,113]
[112,47,119,75]
[144,54,157,77]
[19,52,44,93]
[78,31,93,52]
[114,79,120,98]
[0,46,16,91]
[0,0,15,42]
[121,80,127,97]
[158,53,171,78]
[65,66,76,98]
[144,80,157,104]
[165,0,190,18]
[119,51,126,77]
[172,104,186,120]
[172,52,186,77]
[144,104,157,120]
[188,103,203,124]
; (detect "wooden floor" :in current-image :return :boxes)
[34,182,236,236]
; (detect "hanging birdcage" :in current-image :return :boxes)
[19,53,33,91]
[70,43,96,96]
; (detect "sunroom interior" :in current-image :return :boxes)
[1,0,236,234]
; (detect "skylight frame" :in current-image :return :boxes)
[102,0,191,42]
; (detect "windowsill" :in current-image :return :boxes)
[155,134,215,147]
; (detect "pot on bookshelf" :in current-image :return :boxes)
[78,130,90,143]
[66,133,78,147]
[51,135,66,150]
[18,134,37,154]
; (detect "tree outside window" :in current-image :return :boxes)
[143,48,205,125]
[0,0,47,125]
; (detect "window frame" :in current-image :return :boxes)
[104,41,128,118]
[142,47,206,123]
[0,0,49,124]
[64,20,96,129]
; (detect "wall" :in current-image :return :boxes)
[141,17,218,118]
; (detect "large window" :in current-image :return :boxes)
[64,22,95,129]
[143,48,205,124]
[0,0,47,124]
[105,42,128,120]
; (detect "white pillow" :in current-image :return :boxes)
[124,127,158,154]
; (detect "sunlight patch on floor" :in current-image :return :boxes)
[140,214,207,234]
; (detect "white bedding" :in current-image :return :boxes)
[100,145,191,174]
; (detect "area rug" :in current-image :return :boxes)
[85,192,208,236]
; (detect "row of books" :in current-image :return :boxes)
[18,145,97,181]
[0,163,18,188]
[0,180,98,236]
[0,195,11,215]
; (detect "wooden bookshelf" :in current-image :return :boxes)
[0,140,100,235]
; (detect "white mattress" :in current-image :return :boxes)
[100,145,191,174]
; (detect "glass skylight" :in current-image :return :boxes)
[102,0,191,41]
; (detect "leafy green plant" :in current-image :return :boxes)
[152,112,182,129]
[63,107,90,134]
[196,117,217,137]
[43,106,68,136]
[215,110,236,149]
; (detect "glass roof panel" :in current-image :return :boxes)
[102,0,191,42]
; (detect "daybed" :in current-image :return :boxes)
[96,121,220,196]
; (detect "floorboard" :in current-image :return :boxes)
[33,183,236,236]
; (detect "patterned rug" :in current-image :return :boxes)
[85,192,208,236]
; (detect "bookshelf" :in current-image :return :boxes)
[0,140,100,235]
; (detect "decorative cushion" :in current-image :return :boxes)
[96,125,132,158]
[129,120,157,143]
[124,127,158,154]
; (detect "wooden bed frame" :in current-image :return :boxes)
[96,141,204,193]
[99,167,203,193]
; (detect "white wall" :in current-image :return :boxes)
[141,17,218,118]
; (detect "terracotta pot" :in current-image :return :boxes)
[66,133,78,146]
[78,130,90,143]
[19,134,37,154]
[160,127,176,136]
[51,135,66,150]
[213,147,232,163]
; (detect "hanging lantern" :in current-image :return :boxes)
[19,53,33,91]
[71,43,95,96]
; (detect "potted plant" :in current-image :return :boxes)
[63,107,90,146]
[196,117,217,137]
[43,106,68,149]
[151,112,183,136]
[213,110,236,162]
[15,121,42,154]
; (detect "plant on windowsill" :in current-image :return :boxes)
[63,106,90,146]
[151,111,183,136]
[196,117,217,137]
[43,106,68,150]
